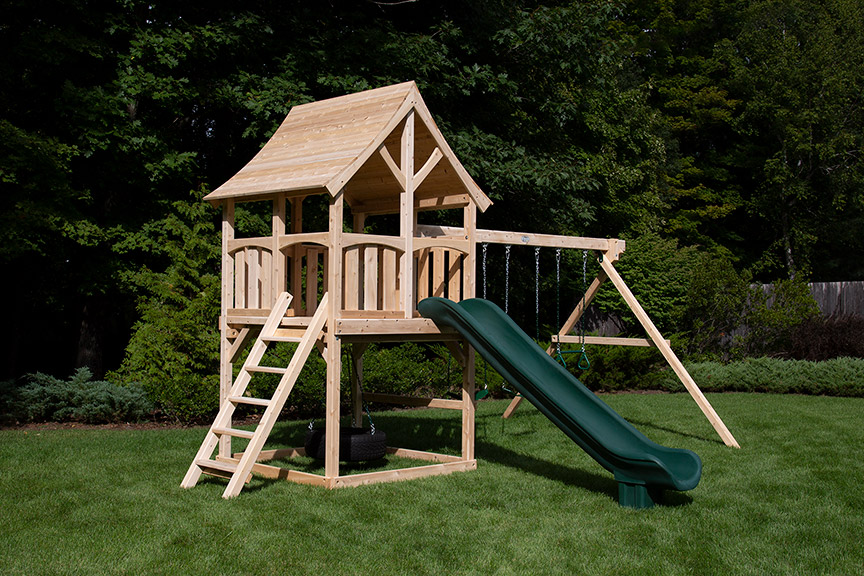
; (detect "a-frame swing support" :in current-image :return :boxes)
[486,236,740,449]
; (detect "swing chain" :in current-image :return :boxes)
[555,248,562,357]
[482,243,488,300]
[578,249,590,370]
[504,245,511,314]
[535,246,541,340]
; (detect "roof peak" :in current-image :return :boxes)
[205,81,490,213]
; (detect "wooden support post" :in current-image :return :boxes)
[400,110,415,318]
[326,191,345,480]
[219,201,235,459]
[272,194,286,307]
[461,342,476,461]
[463,203,477,300]
[291,197,304,315]
[598,256,740,448]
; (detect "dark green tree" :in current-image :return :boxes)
[725,0,864,279]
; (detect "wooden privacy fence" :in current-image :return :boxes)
[759,281,864,317]
[808,282,864,317]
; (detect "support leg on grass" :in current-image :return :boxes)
[618,482,664,509]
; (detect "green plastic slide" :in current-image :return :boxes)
[417,297,702,508]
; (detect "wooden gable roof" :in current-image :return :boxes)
[204,81,491,214]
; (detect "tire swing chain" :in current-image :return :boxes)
[308,349,377,436]
[347,348,377,435]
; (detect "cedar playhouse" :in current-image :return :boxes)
[182,81,738,499]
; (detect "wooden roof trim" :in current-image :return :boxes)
[411,94,492,213]
[324,88,418,196]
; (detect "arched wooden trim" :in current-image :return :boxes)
[277,232,330,251]
[342,233,406,253]
[227,237,271,254]
[413,238,470,254]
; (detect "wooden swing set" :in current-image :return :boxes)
[181,81,738,500]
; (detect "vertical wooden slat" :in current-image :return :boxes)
[261,249,272,308]
[377,247,385,310]
[382,248,398,311]
[344,246,360,311]
[234,248,246,309]
[447,250,461,301]
[248,248,261,309]
[432,248,446,297]
[352,213,367,310]
[306,248,319,315]
[417,248,429,300]
[364,245,379,310]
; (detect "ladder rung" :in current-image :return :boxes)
[228,396,271,407]
[213,426,256,440]
[196,459,237,474]
[196,459,251,483]
[262,335,302,343]
[245,365,287,374]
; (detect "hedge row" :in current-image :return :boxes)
[657,357,864,397]
[3,351,862,427]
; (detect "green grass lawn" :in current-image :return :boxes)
[1,394,862,575]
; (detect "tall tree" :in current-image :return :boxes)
[725,0,864,279]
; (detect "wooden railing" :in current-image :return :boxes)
[226,232,470,319]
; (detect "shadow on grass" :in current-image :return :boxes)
[625,418,724,447]
[476,438,618,500]
[235,409,695,507]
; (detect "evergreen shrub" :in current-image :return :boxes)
[4,368,154,424]
[659,357,864,397]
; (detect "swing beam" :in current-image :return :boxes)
[484,230,740,449]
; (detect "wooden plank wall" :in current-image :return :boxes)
[231,247,274,310]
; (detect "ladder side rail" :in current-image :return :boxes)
[181,292,294,489]
[222,293,330,498]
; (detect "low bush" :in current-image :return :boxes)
[3,368,154,424]
[658,357,864,397]
[788,315,864,361]
[578,344,671,392]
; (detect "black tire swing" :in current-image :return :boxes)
[304,348,387,462]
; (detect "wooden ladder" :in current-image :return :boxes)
[181,292,330,498]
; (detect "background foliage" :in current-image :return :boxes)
[2,0,862,422]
